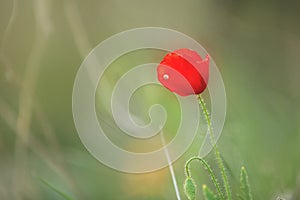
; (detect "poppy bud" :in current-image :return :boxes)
[184,177,196,200]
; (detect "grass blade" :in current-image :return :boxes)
[202,185,218,200]
[39,177,74,200]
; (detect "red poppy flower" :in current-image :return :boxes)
[157,48,210,96]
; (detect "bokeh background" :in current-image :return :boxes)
[1,0,300,199]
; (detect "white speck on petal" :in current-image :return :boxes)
[163,74,169,80]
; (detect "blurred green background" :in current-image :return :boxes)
[1,0,300,199]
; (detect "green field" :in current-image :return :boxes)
[0,0,299,199]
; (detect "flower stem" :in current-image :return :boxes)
[185,156,224,199]
[197,94,232,200]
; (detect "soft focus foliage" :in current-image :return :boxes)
[0,0,299,199]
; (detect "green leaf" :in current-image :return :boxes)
[184,177,196,200]
[240,166,253,200]
[39,177,73,200]
[202,185,219,200]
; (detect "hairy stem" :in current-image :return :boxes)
[197,94,232,200]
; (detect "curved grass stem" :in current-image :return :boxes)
[185,157,224,199]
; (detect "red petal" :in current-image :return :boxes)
[157,48,210,96]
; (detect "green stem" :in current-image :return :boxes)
[185,156,224,199]
[197,94,232,200]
